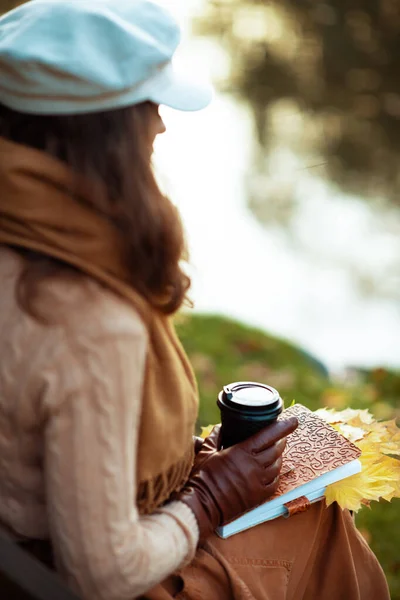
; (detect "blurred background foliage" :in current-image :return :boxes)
[177,312,400,598]
[194,0,400,207]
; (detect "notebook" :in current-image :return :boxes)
[216,404,362,539]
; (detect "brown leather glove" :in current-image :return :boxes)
[193,435,205,455]
[178,417,298,543]
[191,425,221,474]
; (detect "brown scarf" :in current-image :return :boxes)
[0,136,198,514]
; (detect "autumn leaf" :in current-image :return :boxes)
[321,407,400,512]
[335,423,366,443]
[315,407,375,426]
[200,424,216,439]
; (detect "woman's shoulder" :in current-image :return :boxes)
[0,246,148,344]
[47,276,150,353]
[52,274,148,341]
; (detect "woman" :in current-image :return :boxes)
[0,1,390,599]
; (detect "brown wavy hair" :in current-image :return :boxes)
[0,102,191,316]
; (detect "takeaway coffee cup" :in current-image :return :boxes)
[217,381,283,449]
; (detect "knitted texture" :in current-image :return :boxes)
[0,247,199,600]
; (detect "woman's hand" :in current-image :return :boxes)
[178,418,298,543]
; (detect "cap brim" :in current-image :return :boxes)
[146,61,213,112]
[0,59,213,115]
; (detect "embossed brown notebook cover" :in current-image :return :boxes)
[217,404,362,538]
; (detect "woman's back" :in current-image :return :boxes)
[0,246,146,540]
[0,247,200,599]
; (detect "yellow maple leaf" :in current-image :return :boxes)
[200,424,215,439]
[325,471,373,512]
[336,423,366,443]
[373,420,400,456]
[324,409,400,512]
[315,407,375,426]
[326,451,399,510]
[337,408,375,425]
[314,408,344,424]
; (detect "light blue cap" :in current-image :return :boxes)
[0,0,213,115]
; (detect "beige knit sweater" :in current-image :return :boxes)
[0,247,199,599]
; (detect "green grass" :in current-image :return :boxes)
[176,312,400,599]
[176,313,330,429]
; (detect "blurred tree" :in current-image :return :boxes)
[194,0,400,207]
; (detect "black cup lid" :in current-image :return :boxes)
[222,381,281,409]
